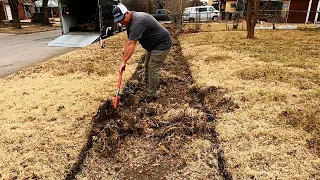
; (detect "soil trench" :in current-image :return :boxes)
[66,25,236,180]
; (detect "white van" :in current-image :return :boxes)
[183,6,220,22]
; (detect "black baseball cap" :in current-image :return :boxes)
[112,4,128,22]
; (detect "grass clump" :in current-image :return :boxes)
[279,105,320,155]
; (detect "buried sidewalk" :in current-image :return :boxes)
[70,26,237,179]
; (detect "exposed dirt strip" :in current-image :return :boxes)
[67,25,237,179]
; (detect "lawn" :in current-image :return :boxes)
[0,33,144,179]
[0,22,319,179]
[179,23,320,179]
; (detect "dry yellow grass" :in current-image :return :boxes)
[0,24,59,34]
[179,24,320,179]
[183,21,319,32]
[0,33,144,179]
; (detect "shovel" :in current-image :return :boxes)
[113,70,124,109]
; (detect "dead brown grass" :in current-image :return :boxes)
[0,33,144,179]
[0,24,59,34]
[180,24,320,179]
[183,21,319,32]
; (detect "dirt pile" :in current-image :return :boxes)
[69,25,238,179]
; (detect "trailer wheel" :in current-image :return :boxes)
[189,18,195,22]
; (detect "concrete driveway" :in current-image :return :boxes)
[0,30,77,77]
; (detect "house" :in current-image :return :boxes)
[0,0,34,21]
[207,0,319,23]
[0,0,13,20]
[213,0,290,20]
[35,0,59,17]
[287,0,320,23]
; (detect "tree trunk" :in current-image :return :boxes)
[233,12,240,29]
[246,0,253,38]
[8,0,21,29]
[246,0,260,39]
[233,0,244,29]
[42,0,50,26]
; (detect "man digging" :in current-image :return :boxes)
[112,4,172,103]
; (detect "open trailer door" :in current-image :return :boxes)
[47,0,119,47]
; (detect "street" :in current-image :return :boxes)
[0,30,77,77]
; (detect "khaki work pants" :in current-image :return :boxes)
[143,48,170,97]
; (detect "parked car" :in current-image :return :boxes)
[183,6,220,22]
[152,9,170,21]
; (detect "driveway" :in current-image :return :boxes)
[0,30,77,77]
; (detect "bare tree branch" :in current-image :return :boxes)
[253,0,260,28]
[259,0,271,16]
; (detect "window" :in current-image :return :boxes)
[198,8,207,12]
[159,9,169,14]
[230,3,236,8]
[209,7,214,12]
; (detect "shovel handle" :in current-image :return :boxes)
[113,71,123,109]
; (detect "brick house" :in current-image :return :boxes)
[0,0,34,21]
[287,0,320,23]
[207,0,319,23]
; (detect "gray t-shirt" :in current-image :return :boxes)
[127,12,172,52]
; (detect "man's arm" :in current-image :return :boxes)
[119,40,137,72]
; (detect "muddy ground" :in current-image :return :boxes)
[66,25,238,179]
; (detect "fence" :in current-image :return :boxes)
[181,10,320,24]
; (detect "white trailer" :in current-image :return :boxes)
[48,0,119,47]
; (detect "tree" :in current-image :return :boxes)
[233,0,245,29]
[188,0,202,7]
[163,0,189,32]
[164,0,189,13]
[42,0,49,26]
[8,0,21,29]
[32,0,51,26]
[122,0,149,12]
[153,0,164,9]
[246,0,270,39]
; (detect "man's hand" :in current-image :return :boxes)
[119,62,126,73]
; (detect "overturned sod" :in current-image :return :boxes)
[75,25,235,179]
